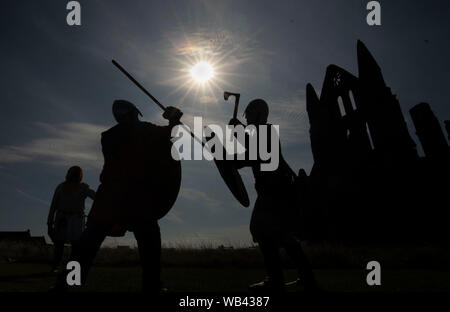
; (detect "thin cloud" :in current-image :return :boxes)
[198,95,218,104]
[15,188,50,207]
[179,187,222,213]
[270,93,310,147]
[0,122,106,169]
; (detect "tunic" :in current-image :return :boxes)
[233,124,298,242]
[48,183,95,242]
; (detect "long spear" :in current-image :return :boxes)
[112,59,202,145]
[111,59,250,207]
[112,60,166,111]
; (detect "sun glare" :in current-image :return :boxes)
[163,39,239,105]
[190,61,214,83]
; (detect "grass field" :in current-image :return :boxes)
[1,263,450,292]
[2,242,450,292]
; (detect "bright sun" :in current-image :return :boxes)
[190,61,214,83]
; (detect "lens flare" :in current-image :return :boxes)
[190,61,214,83]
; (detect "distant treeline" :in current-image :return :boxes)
[2,241,450,269]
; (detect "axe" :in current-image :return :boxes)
[223,91,241,120]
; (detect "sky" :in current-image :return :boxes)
[1,0,449,247]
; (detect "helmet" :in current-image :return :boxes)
[244,99,269,123]
[112,100,143,123]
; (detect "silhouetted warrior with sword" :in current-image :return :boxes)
[53,99,182,292]
[228,98,318,292]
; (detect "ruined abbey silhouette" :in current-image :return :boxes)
[300,40,449,242]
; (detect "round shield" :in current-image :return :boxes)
[205,131,250,208]
[154,156,182,219]
[214,157,250,208]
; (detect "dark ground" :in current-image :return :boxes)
[1,242,450,292]
[2,264,450,292]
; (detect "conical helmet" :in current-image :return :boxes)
[112,99,143,123]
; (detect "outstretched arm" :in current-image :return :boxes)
[149,106,184,139]
[163,106,183,128]
[86,186,96,200]
[81,183,96,200]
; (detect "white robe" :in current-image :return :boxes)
[48,183,95,242]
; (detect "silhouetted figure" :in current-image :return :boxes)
[47,166,95,272]
[229,99,317,292]
[54,100,182,292]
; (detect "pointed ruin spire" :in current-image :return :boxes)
[306,83,320,120]
[357,40,385,86]
[410,103,448,159]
